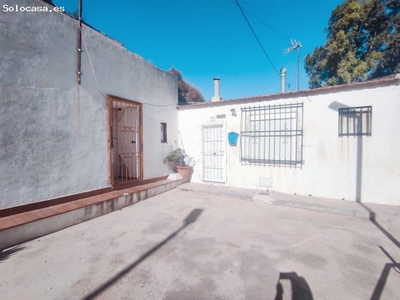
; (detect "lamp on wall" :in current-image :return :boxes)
[231,108,237,117]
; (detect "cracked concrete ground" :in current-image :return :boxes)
[1,184,399,299]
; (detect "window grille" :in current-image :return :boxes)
[240,103,303,167]
[339,106,372,137]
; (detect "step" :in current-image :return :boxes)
[0,179,185,250]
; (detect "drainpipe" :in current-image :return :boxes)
[280,67,286,93]
[77,0,83,85]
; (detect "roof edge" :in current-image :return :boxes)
[178,74,400,110]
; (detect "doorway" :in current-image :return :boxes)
[202,122,227,183]
[108,96,143,186]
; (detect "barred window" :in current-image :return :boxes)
[240,103,303,167]
[339,106,372,137]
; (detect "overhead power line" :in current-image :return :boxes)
[228,0,291,40]
[233,0,280,77]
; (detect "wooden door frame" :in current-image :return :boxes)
[107,95,143,187]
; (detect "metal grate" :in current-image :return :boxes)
[109,97,142,185]
[339,106,372,137]
[202,123,226,182]
[240,102,303,167]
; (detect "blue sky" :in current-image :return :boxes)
[53,0,343,101]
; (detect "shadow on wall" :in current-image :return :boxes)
[275,272,313,300]
[82,208,203,300]
[328,101,364,202]
[329,101,400,299]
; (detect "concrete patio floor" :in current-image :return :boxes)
[1,183,399,300]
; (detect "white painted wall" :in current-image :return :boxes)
[179,78,400,205]
[0,0,178,209]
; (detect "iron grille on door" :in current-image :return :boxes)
[108,97,142,185]
[202,123,226,182]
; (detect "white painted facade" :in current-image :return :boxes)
[1,0,399,210]
[0,0,179,209]
[178,77,400,206]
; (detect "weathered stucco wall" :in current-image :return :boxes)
[178,79,400,205]
[0,0,178,209]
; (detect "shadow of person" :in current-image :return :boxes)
[275,272,314,300]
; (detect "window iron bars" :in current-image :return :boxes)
[339,106,372,137]
[240,102,303,168]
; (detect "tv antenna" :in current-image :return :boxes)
[283,39,302,91]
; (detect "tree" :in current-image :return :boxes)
[305,0,400,88]
[169,68,205,104]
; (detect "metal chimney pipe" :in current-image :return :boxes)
[280,68,286,93]
[212,77,221,102]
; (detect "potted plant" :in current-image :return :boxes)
[163,148,195,181]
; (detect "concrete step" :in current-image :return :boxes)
[177,183,400,225]
[0,179,185,250]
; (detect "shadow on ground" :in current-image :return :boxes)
[82,208,203,300]
[275,272,314,300]
[370,246,400,300]
[0,245,27,262]
[358,202,400,300]
[358,202,400,249]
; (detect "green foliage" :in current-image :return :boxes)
[163,148,195,168]
[305,0,400,88]
[169,68,206,104]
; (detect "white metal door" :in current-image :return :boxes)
[202,123,226,182]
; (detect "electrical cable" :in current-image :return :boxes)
[80,25,106,97]
[228,0,291,40]
[79,16,177,107]
[234,0,281,77]
[46,2,178,107]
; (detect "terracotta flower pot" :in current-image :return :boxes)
[176,166,193,181]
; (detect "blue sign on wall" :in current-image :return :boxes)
[228,132,239,146]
